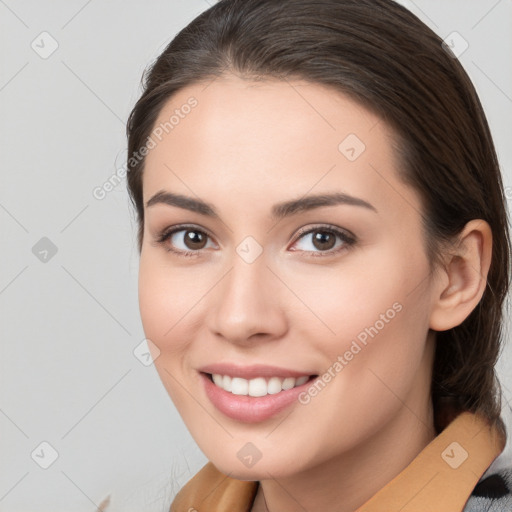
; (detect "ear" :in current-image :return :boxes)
[429,219,492,331]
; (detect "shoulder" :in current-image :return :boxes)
[169,461,258,512]
[463,466,512,511]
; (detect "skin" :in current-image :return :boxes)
[137,74,492,511]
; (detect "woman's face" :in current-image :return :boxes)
[138,74,439,478]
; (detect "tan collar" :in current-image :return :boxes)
[170,411,505,512]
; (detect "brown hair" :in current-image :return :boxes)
[126,0,510,437]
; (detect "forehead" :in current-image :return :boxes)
[142,75,420,220]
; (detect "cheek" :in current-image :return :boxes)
[290,243,432,399]
[286,245,428,346]
[138,255,201,411]
[138,253,192,357]
[292,290,432,456]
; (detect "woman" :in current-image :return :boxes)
[125,0,512,510]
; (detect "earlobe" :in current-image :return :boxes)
[429,219,492,331]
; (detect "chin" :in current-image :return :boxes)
[214,462,274,481]
[208,450,303,481]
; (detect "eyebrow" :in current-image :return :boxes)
[146,190,378,219]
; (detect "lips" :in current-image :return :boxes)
[197,362,317,380]
[197,363,319,422]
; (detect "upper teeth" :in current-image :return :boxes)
[211,374,310,397]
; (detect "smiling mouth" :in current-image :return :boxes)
[203,372,318,397]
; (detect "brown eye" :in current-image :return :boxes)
[156,226,215,256]
[290,225,356,256]
[311,231,336,251]
[182,230,208,250]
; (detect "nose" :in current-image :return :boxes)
[208,249,288,346]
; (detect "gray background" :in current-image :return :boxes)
[1,1,511,511]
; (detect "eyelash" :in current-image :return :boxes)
[155,224,357,258]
